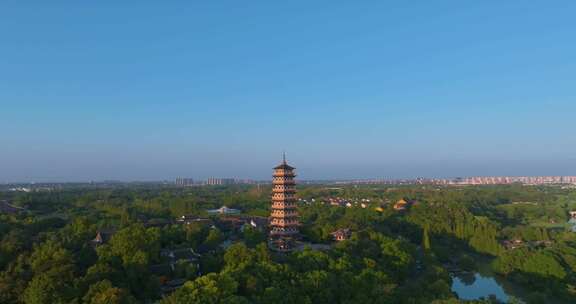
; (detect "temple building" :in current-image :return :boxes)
[331,228,351,242]
[269,155,299,251]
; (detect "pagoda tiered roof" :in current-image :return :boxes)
[269,155,299,251]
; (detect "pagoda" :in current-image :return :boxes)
[269,154,299,251]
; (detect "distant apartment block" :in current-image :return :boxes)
[175,177,194,186]
[450,176,576,185]
[332,176,576,186]
[205,178,236,185]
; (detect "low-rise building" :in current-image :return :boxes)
[160,248,200,264]
[0,200,25,214]
[207,206,241,215]
[91,229,116,246]
[393,199,410,211]
[331,228,352,241]
[177,216,212,225]
[501,239,524,250]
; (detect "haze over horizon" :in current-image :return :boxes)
[1,2,575,182]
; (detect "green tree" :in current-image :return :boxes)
[23,272,76,304]
[423,225,431,251]
[82,280,136,304]
[161,273,247,304]
[29,241,75,274]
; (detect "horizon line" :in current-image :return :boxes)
[2,174,576,185]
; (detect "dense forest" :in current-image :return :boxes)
[1,184,576,303]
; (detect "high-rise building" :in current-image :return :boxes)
[269,155,299,251]
[205,178,236,185]
[175,177,194,186]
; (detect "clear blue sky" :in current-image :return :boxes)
[1,1,575,182]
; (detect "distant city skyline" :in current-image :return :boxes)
[1,2,575,182]
[5,173,576,185]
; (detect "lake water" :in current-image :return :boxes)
[452,272,509,302]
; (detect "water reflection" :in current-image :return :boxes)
[452,273,508,302]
